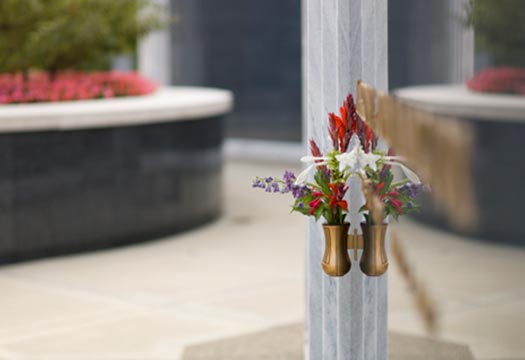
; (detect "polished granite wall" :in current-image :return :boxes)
[388,0,473,89]
[170,0,302,141]
[0,117,223,263]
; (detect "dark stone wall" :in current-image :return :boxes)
[0,117,224,263]
[388,0,462,89]
[170,0,302,141]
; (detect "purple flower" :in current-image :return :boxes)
[297,201,304,208]
[324,167,331,179]
[272,182,280,192]
[379,165,390,179]
[281,170,309,198]
[283,170,296,185]
[252,178,264,188]
[291,184,309,199]
[399,183,422,198]
[252,172,309,198]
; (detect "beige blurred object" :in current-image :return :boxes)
[391,231,439,336]
[356,81,477,230]
[359,173,385,226]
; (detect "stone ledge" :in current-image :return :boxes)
[0,86,233,133]
[395,85,525,122]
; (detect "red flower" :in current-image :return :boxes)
[467,67,525,95]
[0,71,157,104]
[328,183,348,211]
[310,139,322,158]
[327,94,377,153]
[309,198,323,215]
[376,182,385,195]
[390,198,403,215]
[308,183,348,216]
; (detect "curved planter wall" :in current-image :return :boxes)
[396,85,525,245]
[0,87,233,262]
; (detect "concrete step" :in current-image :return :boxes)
[183,323,475,360]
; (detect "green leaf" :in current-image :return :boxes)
[314,205,323,222]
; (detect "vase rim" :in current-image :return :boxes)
[360,222,388,227]
[322,222,351,227]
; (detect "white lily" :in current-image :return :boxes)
[295,156,329,184]
[384,160,421,185]
[295,142,421,185]
[335,143,382,173]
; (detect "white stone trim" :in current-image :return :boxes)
[0,87,233,133]
[395,85,525,122]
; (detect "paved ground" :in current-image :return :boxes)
[0,160,523,359]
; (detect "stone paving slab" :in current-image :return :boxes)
[0,160,523,359]
[183,323,475,360]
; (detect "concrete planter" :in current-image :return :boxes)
[0,87,233,262]
[396,85,525,245]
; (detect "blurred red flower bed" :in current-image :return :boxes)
[0,71,157,104]
[466,67,525,95]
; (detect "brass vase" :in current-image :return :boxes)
[360,223,389,277]
[322,223,351,277]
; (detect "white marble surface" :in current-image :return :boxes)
[303,1,388,359]
[0,87,233,133]
[395,85,525,121]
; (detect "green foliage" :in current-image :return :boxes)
[469,0,525,67]
[312,168,346,225]
[0,0,167,73]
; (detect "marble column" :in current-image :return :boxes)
[138,0,172,85]
[302,1,388,359]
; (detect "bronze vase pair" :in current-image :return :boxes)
[322,223,389,277]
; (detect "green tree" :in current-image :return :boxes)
[0,0,167,74]
[469,0,525,67]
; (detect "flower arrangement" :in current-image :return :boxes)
[0,71,157,104]
[253,93,425,226]
[360,158,423,225]
[252,155,349,225]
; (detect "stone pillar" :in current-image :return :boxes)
[138,0,171,85]
[302,1,388,359]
